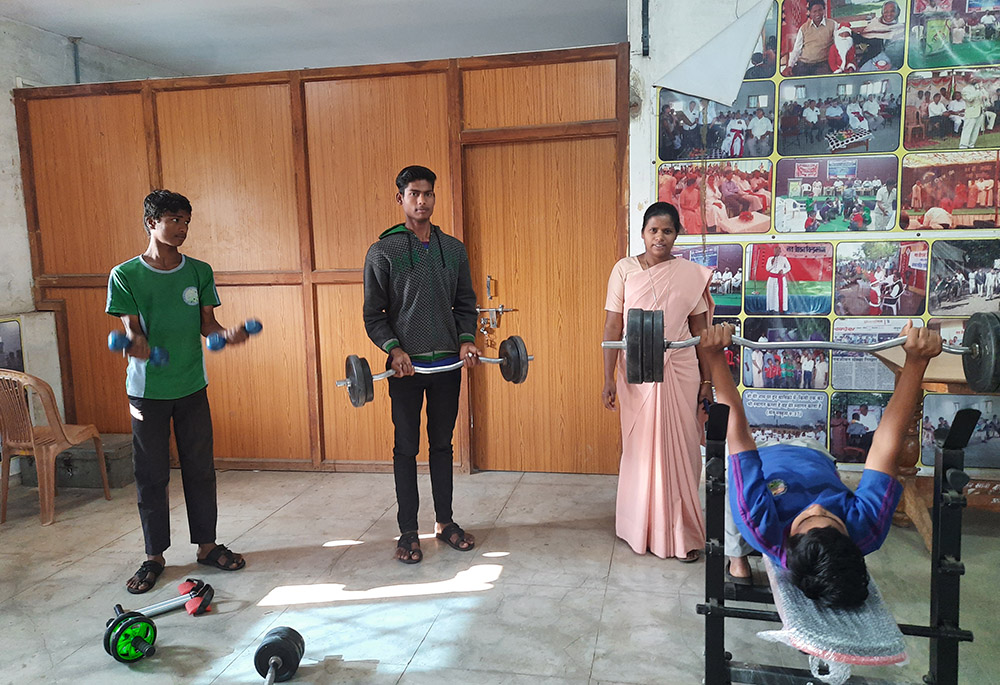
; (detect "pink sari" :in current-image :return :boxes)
[615,258,713,558]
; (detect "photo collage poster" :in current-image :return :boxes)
[656,0,1000,468]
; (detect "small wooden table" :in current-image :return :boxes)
[872,347,998,552]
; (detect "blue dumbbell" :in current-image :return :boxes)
[206,318,263,351]
[107,331,170,367]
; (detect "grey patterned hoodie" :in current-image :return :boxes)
[363,223,478,361]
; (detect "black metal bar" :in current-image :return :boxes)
[728,662,905,685]
[704,403,731,685]
[641,0,650,56]
[927,408,978,685]
[697,604,781,623]
[898,623,973,642]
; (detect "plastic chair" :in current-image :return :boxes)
[0,370,110,525]
[905,106,925,143]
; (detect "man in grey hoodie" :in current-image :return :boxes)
[363,165,481,564]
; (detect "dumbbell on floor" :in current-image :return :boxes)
[207,318,263,351]
[254,626,305,683]
[108,330,169,367]
[335,335,533,408]
[602,308,1000,393]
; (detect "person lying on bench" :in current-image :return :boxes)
[699,321,942,608]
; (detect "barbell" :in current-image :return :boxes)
[335,335,534,408]
[602,308,1000,394]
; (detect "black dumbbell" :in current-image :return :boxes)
[254,626,305,683]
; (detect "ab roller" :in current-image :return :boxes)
[103,578,214,663]
[335,335,534,408]
[602,308,1000,394]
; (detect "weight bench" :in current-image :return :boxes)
[697,404,977,685]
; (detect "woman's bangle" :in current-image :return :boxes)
[700,380,712,386]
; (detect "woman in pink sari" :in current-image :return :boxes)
[602,202,714,560]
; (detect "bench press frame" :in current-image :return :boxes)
[697,404,978,685]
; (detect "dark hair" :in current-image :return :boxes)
[642,202,682,233]
[395,165,437,193]
[808,0,826,9]
[143,190,192,234]
[786,527,869,609]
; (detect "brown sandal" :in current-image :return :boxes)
[678,549,702,563]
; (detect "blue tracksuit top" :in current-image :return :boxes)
[728,444,902,567]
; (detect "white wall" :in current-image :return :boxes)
[627,0,756,255]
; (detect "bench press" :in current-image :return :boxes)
[697,403,978,685]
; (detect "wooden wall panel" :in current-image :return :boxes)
[28,95,151,275]
[206,285,311,461]
[315,283,400,464]
[464,137,622,474]
[305,73,452,271]
[156,85,300,272]
[462,60,616,130]
[45,288,132,433]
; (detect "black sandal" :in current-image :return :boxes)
[436,522,475,551]
[396,531,423,564]
[197,544,246,571]
[126,559,164,595]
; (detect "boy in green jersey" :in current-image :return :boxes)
[107,190,249,594]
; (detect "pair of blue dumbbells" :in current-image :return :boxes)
[107,319,263,366]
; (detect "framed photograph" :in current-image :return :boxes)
[921,394,1000,468]
[741,317,831,390]
[929,239,1000,315]
[830,391,892,463]
[657,160,773,235]
[775,155,898,232]
[745,242,833,315]
[909,1,1000,69]
[777,73,902,156]
[834,241,928,316]
[658,81,776,162]
[900,151,999,228]
[831,318,923,391]
[904,68,1000,151]
[0,319,24,372]
[744,389,829,448]
[674,244,744,315]
[781,1,906,75]
[744,1,779,80]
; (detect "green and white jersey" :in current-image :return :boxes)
[106,255,221,400]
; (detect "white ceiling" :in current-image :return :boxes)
[0,0,628,76]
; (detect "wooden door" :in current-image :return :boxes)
[463,137,622,473]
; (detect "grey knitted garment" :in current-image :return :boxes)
[363,223,478,361]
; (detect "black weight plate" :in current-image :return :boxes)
[255,634,302,682]
[642,310,655,384]
[499,337,519,383]
[346,355,373,408]
[650,309,665,383]
[267,626,305,660]
[361,357,374,405]
[963,312,1000,394]
[509,335,529,384]
[626,308,643,384]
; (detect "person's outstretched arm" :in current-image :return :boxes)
[865,321,942,478]
[699,323,755,454]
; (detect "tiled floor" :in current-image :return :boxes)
[1,469,996,684]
